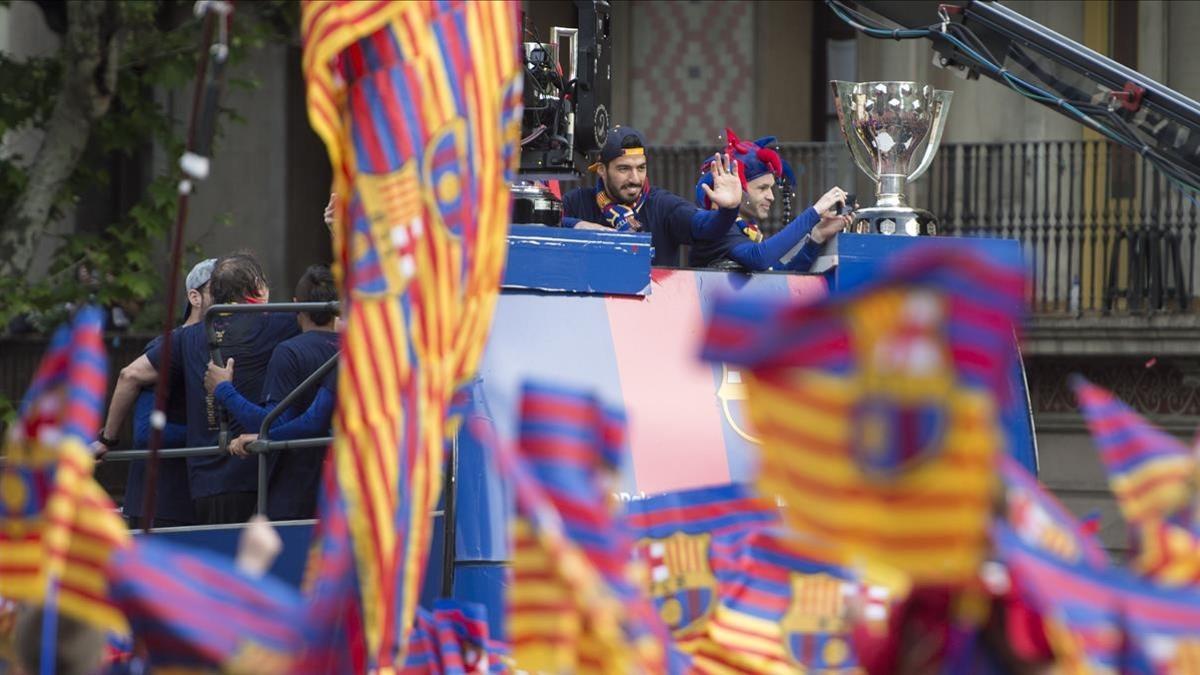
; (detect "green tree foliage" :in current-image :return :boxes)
[0,0,298,334]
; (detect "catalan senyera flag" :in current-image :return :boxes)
[1071,376,1195,527]
[503,382,673,674]
[107,536,304,673]
[625,483,778,649]
[700,246,1026,584]
[300,0,522,667]
[0,307,130,634]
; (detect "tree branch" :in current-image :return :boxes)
[0,1,124,277]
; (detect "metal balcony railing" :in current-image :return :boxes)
[641,140,1200,316]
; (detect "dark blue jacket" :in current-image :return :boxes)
[560,185,738,266]
[689,207,826,272]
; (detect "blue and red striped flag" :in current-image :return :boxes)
[107,536,304,672]
[502,382,674,674]
[1071,376,1194,527]
[1118,569,1200,673]
[625,483,778,647]
[700,245,1026,584]
[0,307,130,635]
[999,454,1109,570]
[300,0,522,667]
[297,451,366,674]
[992,522,1123,673]
[402,599,505,674]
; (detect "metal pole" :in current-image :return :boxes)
[440,432,460,598]
[97,437,334,462]
[257,453,268,515]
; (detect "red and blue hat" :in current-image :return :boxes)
[695,127,796,208]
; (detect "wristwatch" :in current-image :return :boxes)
[97,432,119,448]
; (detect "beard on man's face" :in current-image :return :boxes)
[602,171,644,205]
[615,182,643,204]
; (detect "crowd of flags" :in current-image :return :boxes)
[6,1,1200,674]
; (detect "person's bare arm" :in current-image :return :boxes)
[93,354,158,454]
[573,221,611,231]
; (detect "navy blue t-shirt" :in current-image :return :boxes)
[560,185,738,266]
[262,330,340,413]
[147,313,300,498]
[124,336,195,524]
[266,370,337,520]
[261,329,338,520]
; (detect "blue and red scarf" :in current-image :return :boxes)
[595,179,648,232]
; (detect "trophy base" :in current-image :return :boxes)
[847,207,938,237]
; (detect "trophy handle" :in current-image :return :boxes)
[831,81,880,183]
[907,90,953,183]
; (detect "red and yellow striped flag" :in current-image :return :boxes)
[0,307,131,634]
[300,1,522,668]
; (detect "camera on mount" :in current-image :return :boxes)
[511,0,612,226]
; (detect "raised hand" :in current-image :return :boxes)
[813,186,848,215]
[701,153,743,209]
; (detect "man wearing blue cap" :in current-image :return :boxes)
[560,126,744,266]
[690,128,852,271]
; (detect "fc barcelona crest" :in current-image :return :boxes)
[780,572,856,672]
[846,289,955,477]
[635,532,717,638]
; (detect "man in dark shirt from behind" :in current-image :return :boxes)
[134,252,299,524]
[560,126,744,266]
[205,264,340,520]
[94,257,217,528]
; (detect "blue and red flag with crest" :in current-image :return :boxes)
[992,522,1123,673]
[625,483,778,648]
[300,0,523,667]
[700,245,1026,584]
[688,527,904,674]
[0,307,130,636]
[999,454,1109,570]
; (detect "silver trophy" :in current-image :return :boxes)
[831,81,953,236]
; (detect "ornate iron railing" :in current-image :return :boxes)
[642,140,1200,315]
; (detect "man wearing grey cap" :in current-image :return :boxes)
[94,257,216,527]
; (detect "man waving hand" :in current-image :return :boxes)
[561,126,743,266]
